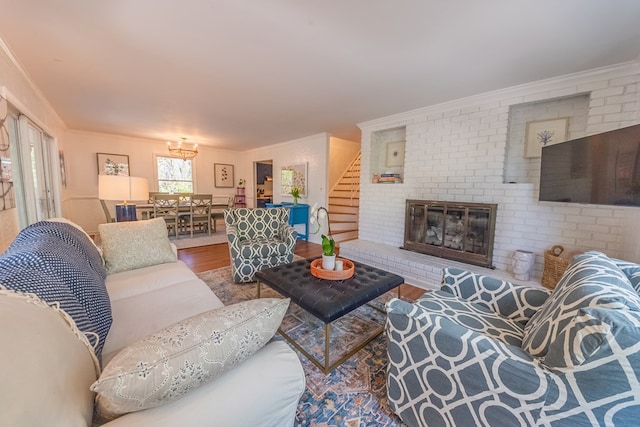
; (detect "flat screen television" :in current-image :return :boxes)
[539,123,640,206]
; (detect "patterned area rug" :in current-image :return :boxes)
[197,265,405,427]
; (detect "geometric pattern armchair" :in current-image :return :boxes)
[224,208,297,283]
[386,251,640,427]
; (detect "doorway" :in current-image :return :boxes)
[255,160,273,208]
[17,115,59,223]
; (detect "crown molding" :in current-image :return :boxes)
[359,60,640,131]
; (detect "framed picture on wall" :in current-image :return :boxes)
[1,157,15,210]
[386,141,406,167]
[281,163,307,196]
[524,118,568,158]
[59,151,67,187]
[214,163,234,187]
[97,153,130,176]
[0,157,12,183]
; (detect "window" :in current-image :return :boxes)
[156,156,193,193]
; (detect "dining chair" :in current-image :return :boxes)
[152,194,180,237]
[147,192,167,203]
[188,194,213,237]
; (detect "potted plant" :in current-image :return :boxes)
[309,204,336,269]
[321,234,336,270]
[290,187,300,206]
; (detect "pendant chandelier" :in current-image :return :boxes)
[167,137,198,161]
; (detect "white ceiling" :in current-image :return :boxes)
[1,1,640,151]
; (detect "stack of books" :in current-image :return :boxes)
[378,173,402,183]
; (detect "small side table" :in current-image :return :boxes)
[266,202,309,241]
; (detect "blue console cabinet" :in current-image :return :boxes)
[266,202,309,241]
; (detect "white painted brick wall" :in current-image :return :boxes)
[504,94,590,184]
[354,64,640,286]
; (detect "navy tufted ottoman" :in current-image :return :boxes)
[255,258,404,373]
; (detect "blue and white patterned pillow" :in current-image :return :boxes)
[543,306,640,368]
[613,258,640,295]
[522,251,640,358]
[0,221,111,358]
[540,307,640,425]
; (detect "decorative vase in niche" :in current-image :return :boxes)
[512,250,535,281]
[322,254,336,270]
[293,197,298,206]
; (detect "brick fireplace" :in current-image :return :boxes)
[345,62,639,289]
[403,200,497,268]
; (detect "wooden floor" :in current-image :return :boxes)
[178,240,425,301]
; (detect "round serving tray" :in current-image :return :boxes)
[310,257,355,280]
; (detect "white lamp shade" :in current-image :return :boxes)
[129,176,150,201]
[99,175,149,202]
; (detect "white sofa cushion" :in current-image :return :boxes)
[99,218,176,274]
[0,290,99,427]
[92,298,290,421]
[100,341,305,427]
[105,260,198,302]
[103,277,224,361]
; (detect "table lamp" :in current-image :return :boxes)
[98,175,149,222]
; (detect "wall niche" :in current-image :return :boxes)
[503,94,589,184]
[371,126,406,184]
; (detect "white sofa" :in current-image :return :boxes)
[0,218,305,426]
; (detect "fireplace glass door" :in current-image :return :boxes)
[404,200,497,268]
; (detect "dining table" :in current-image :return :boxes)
[136,195,230,234]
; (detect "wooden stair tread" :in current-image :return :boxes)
[330,228,358,235]
[327,151,360,244]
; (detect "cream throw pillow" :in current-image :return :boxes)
[99,218,176,274]
[91,297,290,421]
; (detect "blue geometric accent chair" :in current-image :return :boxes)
[224,207,297,283]
[386,251,640,426]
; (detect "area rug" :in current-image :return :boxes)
[197,265,405,427]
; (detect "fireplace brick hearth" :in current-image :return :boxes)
[339,239,540,291]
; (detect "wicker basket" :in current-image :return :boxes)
[542,245,570,290]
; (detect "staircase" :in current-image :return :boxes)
[328,152,360,245]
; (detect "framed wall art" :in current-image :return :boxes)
[214,163,234,187]
[524,118,568,158]
[281,163,307,196]
[97,153,130,176]
[386,140,406,167]
[59,151,67,187]
[0,157,15,210]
